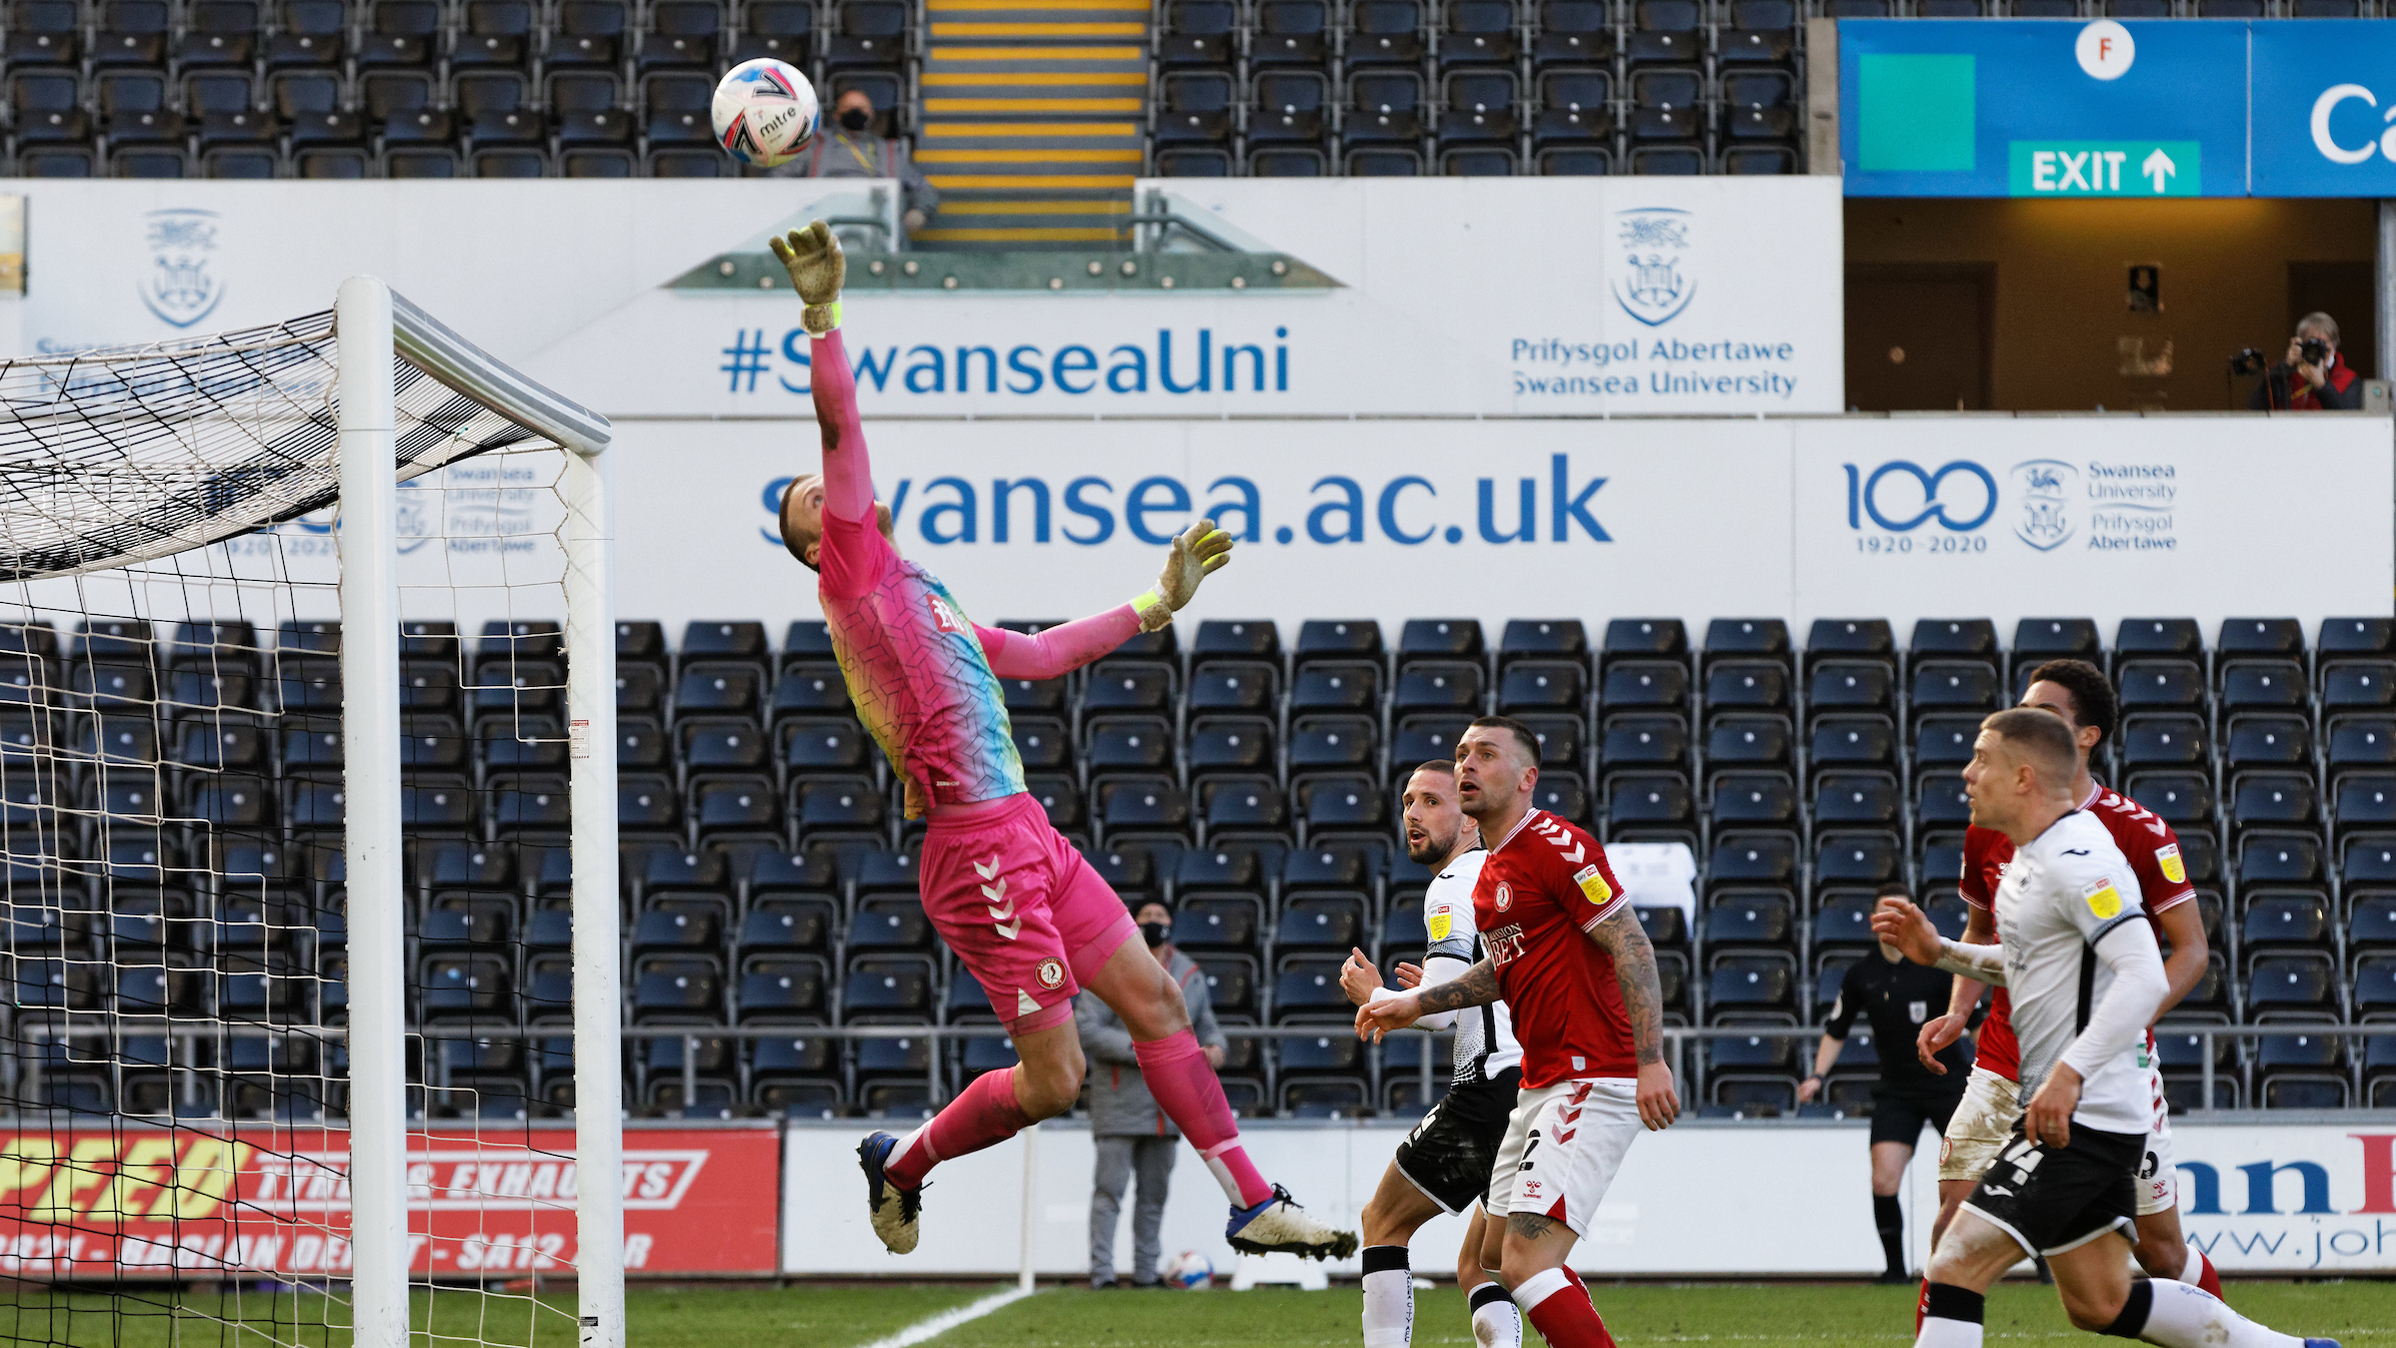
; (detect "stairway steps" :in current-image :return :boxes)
[914,0,1152,251]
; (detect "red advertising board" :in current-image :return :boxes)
[0,1125,779,1278]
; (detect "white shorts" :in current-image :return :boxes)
[2134,1061,2177,1218]
[1483,1077,1642,1237]
[1937,1067,2022,1184]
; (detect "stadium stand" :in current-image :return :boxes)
[2,612,2387,1124]
[0,0,1809,191]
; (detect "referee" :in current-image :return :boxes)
[1798,880,1971,1284]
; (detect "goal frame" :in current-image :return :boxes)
[333,275,621,1348]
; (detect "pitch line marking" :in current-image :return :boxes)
[854,1284,1034,1348]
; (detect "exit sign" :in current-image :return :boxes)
[2007,141,2200,196]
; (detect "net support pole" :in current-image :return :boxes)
[565,435,624,1348]
[336,274,410,1348]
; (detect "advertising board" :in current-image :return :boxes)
[782,1119,2396,1277]
[603,414,2391,636]
[0,1125,780,1278]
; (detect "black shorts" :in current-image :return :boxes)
[1961,1122,2142,1257]
[1869,1080,1965,1147]
[1394,1067,1522,1214]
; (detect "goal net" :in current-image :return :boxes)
[0,279,621,1348]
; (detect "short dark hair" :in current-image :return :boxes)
[1130,896,1172,917]
[1467,715,1542,767]
[2022,658,2117,749]
[1412,759,1456,777]
[1874,880,1910,900]
[1982,706,2079,781]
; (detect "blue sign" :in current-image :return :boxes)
[1845,18,2396,197]
[2250,21,2396,196]
[1841,20,2245,198]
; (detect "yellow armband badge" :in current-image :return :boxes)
[2084,877,2122,920]
[1574,864,1613,906]
[2154,843,2185,885]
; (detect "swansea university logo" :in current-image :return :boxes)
[2011,459,2077,551]
[139,208,224,329]
[1610,206,1694,327]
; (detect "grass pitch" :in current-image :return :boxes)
[921,1281,2396,1348]
[2,1279,2390,1348]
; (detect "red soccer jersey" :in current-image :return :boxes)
[1472,808,1638,1087]
[1959,780,2196,1082]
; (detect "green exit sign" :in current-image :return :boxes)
[2006,141,2200,196]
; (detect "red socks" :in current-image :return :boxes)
[1134,1030,1272,1207]
[885,1065,1031,1190]
[1917,1277,1932,1333]
[2190,1249,2224,1300]
[1513,1268,1617,1348]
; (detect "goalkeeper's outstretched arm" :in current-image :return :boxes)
[971,519,1237,678]
[771,222,872,521]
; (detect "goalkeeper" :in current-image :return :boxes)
[771,222,1357,1265]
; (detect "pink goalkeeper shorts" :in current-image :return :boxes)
[919,792,1138,1035]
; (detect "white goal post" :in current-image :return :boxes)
[0,276,621,1348]
[333,279,623,1348]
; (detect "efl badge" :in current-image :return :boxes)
[1426,905,1452,941]
[1573,864,1612,906]
[2155,843,2185,885]
[2084,877,2123,920]
[1035,958,1065,990]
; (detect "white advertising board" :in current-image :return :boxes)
[0,179,868,359]
[781,1118,2396,1277]
[0,178,1841,418]
[609,414,2390,637]
[530,177,1843,418]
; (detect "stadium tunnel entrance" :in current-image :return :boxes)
[1843,197,2381,415]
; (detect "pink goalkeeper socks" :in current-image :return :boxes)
[885,1065,1032,1190]
[1134,1030,1273,1207]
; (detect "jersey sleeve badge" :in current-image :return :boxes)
[1427,906,1452,941]
[2154,843,2185,885]
[1573,864,1613,906]
[2084,876,2123,920]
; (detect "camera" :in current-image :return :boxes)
[2231,339,2331,377]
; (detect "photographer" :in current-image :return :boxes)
[2246,311,2363,410]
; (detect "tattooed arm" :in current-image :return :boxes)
[1353,957,1500,1042]
[1586,907,1681,1130]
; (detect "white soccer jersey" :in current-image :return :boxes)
[1993,810,2160,1136]
[1422,849,1522,1081]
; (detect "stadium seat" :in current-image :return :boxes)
[1251,0,1330,65]
[1157,0,1237,66]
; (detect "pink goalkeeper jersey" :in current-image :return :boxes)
[808,329,1141,819]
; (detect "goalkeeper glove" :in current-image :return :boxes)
[769,220,846,337]
[1131,519,1235,633]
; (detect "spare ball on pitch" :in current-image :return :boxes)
[1164,1250,1213,1290]
[712,58,820,168]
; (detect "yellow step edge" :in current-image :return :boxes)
[941,199,1136,214]
[922,121,1142,137]
[926,173,1139,188]
[928,0,1146,9]
[911,227,1131,242]
[930,20,1147,34]
[923,70,1148,84]
[927,44,1144,59]
[918,147,1143,162]
[924,97,1145,112]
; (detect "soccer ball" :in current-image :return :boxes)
[1164,1250,1213,1290]
[711,58,820,168]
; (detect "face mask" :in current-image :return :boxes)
[1140,921,1171,948]
[839,107,872,132]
